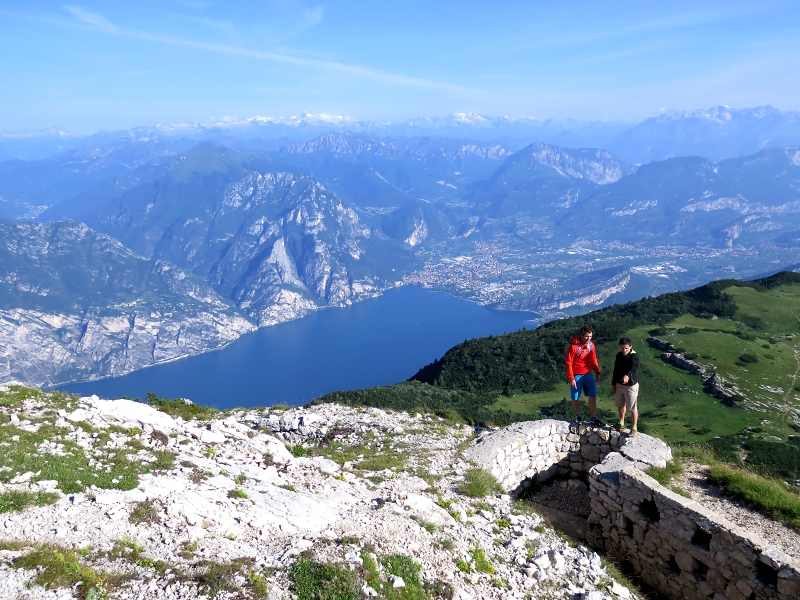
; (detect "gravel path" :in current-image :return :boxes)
[672,461,800,559]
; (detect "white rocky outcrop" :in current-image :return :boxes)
[0,392,642,600]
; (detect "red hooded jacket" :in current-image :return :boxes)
[565,337,600,380]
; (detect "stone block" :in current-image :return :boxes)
[706,569,728,593]
[676,551,696,572]
[730,547,757,566]
[777,576,798,597]
[618,434,672,468]
[590,500,609,517]
[696,580,715,598]
[725,583,748,600]
[566,433,580,442]
[734,578,753,598]
[644,529,662,548]
[581,444,602,462]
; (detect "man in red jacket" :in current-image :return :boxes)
[566,325,602,424]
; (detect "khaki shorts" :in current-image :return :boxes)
[614,382,639,412]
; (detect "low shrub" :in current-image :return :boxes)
[677,327,699,335]
[458,469,501,498]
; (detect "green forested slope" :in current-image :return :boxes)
[319,272,800,479]
[410,276,748,393]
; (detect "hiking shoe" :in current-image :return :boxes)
[573,415,583,424]
[613,422,624,432]
[629,429,639,438]
[589,416,601,426]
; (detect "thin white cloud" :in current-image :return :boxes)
[61,6,481,95]
[64,5,117,32]
[513,5,769,51]
[570,42,670,65]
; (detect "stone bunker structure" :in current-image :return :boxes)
[465,419,800,600]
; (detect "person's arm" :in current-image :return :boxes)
[566,345,576,385]
[627,355,639,383]
[591,345,601,376]
[611,354,620,390]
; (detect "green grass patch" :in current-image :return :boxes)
[644,460,684,487]
[357,452,406,471]
[0,490,59,514]
[0,420,175,493]
[191,557,256,597]
[707,464,800,531]
[470,545,495,574]
[458,469,501,498]
[379,555,427,599]
[145,392,218,421]
[454,557,471,573]
[14,545,109,599]
[417,519,437,533]
[227,489,249,500]
[289,558,361,600]
[288,444,308,458]
[128,501,161,525]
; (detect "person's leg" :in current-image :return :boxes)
[618,405,626,425]
[585,374,598,419]
[628,384,639,435]
[570,375,582,419]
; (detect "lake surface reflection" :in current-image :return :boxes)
[59,286,536,409]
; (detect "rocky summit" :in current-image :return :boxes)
[0,387,640,600]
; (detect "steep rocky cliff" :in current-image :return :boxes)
[0,219,255,387]
[82,150,417,327]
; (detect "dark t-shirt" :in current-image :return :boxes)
[612,351,639,386]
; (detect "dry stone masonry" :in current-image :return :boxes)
[588,462,800,600]
[464,419,671,493]
[467,419,800,600]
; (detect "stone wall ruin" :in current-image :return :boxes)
[466,419,800,600]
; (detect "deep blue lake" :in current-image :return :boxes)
[59,286,536,409]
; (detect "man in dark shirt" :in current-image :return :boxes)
[611,337,639,436]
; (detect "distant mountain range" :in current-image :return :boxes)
[2,118,800,386]
[4,105,800,164]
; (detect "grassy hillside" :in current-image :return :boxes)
[320,271,800,480]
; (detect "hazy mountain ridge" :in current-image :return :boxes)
[557,147,800,247]
[5,105,800,165]
[0,135,195,218]
[0,218,255,386]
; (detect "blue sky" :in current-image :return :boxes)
[1,0,799,132]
